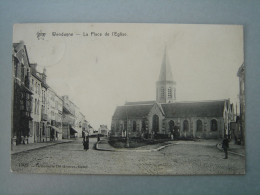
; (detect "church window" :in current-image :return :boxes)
[133,121,137,132]
[116,121,120,132]
[211,119,218,131]
[183,120,189,131]
[196,120,203,132]
[141,120,146,132]
[124,120,127,131]
[161,87,164,98]
[168,87,172,98]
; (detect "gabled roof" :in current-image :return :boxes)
[161,100,226,118]
[112,104,154,120]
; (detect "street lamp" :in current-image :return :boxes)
[125,106,129,148]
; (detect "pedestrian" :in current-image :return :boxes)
[97,134,100,142]
[222,135,229,159]
[82,136,86,150]
[86,135,89,150]
[83,135,89,150]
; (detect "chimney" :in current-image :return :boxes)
[42,67,47,83]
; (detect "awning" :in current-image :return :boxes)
[70,127,78,134]
[51,126,62,133]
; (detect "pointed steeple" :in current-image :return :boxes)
[156,46,176,103]
[158,46,174,82]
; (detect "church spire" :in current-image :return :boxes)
[156,46,176,103]
[158,46,174,82]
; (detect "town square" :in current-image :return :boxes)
[11,23,245,175]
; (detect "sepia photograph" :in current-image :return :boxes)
[11,23,245,175]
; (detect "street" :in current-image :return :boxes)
[11,138,245,175]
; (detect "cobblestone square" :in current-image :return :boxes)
[11,138,245,175]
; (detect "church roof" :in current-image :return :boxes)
[158,47,174,82]
[161,100,226,118]
[112,104,154,120]
[112,100,227,120]
[125,101,156,105]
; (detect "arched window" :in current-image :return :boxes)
[116,121,120,131]
[183,120,189,131]
[124,120,127,131]
[141,120,146,132]
[168,87,172,98]
[133,121,137,132]
[161,87,164,98]
[196,120,203,132]
[211,119,218,131]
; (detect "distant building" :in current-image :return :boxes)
[111,48,234,139]
[12,41,33,145]
[47,87,63,141]
[30,63,48,143]
[61,95,84,139]
[98,125,110,136]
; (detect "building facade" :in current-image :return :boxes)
[98,125,110,136]
[62,96,76,139]
[47,87,63,141]
[12,42,33,145]
[237,63,245,145]
[111,48,234,139]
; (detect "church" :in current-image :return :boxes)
[111,48,234,139]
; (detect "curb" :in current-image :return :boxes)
[11,140,73,155]
[216,143,245,157]
[95,141,174,152]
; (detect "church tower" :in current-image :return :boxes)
[156,47,176,103]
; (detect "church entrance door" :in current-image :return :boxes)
[152,115,159,134]
[169,120,175,133]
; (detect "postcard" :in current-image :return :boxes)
[11,23,245,175]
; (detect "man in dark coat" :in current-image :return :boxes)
[222,135,229,159]
[83,135,89,150]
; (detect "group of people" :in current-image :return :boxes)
[82,133,101,150]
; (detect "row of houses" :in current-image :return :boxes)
[11,41,89,145]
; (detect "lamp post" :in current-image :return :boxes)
[125,106,129,148]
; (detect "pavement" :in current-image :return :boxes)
[97,138,246,157]
[11,139,73,155]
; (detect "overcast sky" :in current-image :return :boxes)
[13,23,244,129]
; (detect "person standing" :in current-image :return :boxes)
[222,135,229,159]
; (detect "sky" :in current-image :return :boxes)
[13,23,244,129]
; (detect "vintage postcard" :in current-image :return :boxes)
[11,23,245,175]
